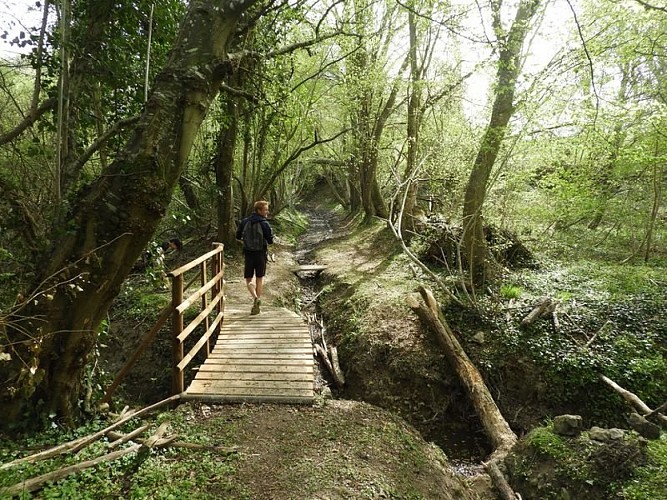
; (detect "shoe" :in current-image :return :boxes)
[251,298,261,315]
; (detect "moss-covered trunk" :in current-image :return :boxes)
[0,0,257,430]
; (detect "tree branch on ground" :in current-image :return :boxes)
[0,394,181,471]
[106,430,238,454]
[1,443,144,496]
[600,375,667,427]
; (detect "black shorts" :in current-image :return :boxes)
[244,250,267,279]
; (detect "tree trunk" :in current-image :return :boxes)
[348,160,362,213]
[346,0,405,221]
[462,0,541,285]
[215,93,239,246]
[179,175,201,214]
[644,152,662,262]
[587,64,631,230]
[401,8,422,232]
[59,0,118,197]
[0,0,258,431]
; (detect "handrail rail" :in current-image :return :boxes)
[169,243,225,394]
[167,245,223,278]
[100,304,173,404]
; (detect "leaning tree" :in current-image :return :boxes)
[461,0,542,286]
[0,0,260,430]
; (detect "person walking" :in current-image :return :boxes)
[236,200,274,315]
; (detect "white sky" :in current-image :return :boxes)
[0,0,47,60]
[460,0,579,118]
[1,0,580,118]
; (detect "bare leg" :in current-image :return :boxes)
[249,278,262,315]
[255,277,263,299]
[246,278,257,299]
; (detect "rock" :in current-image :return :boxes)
[628,412,662,440]
[472,332,485,344]
[608,428,626,440]
[321,386,332,399]
[553,414,583,436]
[589,426,626,442]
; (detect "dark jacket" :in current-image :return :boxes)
[236,213,274,251]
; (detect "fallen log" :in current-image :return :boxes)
[108,424,149,448]
[521,297,556,327]
[0,393,181,471]
[141,422,170,450]
[408,287,520,499]
[645,400,667,419]
[600,375,667,428]
[408,287,517,460]
[0,435,91,472]
[329,346,346,387]
[314,344,344,389]
[69,393,181,453]
[487,461,521,500]
[1,421,181,497]
[1,443,143,496]
[106,430,238,454]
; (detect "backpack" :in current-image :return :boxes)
[242,220,265,252]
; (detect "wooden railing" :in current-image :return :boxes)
[167,243,225,394]
[100,243,225,404]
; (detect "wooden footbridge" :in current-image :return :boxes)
[185,305,314,404]
[102,244,314,406]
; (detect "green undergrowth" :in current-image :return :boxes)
[621,434,667,499]
[0,406,241,499]
[505,423,655,499]
[314,216,493,461]
[316,214,664,466]
[319,214,666,430]
[317,217,419,348]
[270,205,309,245]
[444,257,667,427]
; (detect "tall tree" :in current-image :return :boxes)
[461,0,541,285]
[344,0,407,220]
[0,0,259,430]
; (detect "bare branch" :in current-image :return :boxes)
[633,0,667,13]
[257,128,349,198]
[70,115,141,173]
[0,98,57,146]
[565,0,599,125]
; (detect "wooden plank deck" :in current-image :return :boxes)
[184,305,314,404]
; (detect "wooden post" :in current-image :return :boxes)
[201,259,210,356]
[171,274,184,394]
[213,243,224,337]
